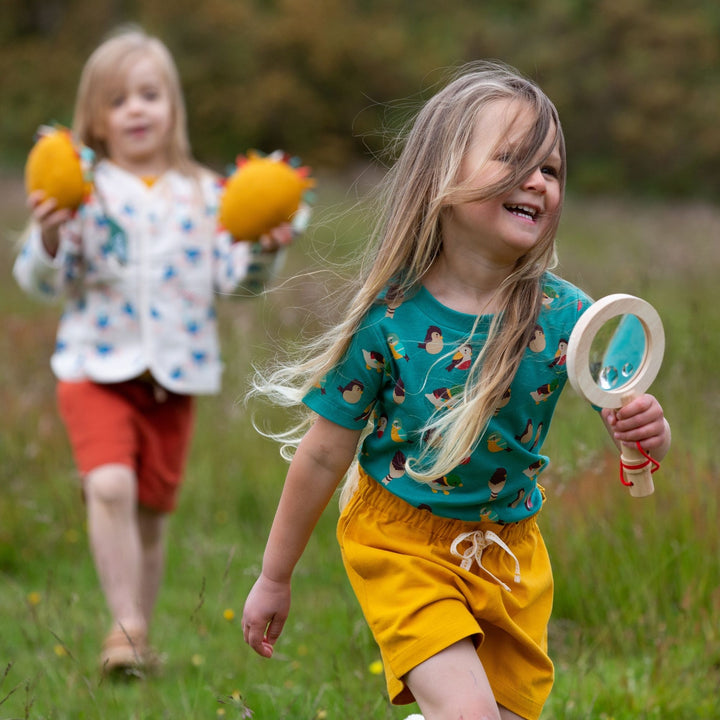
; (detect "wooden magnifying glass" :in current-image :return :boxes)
[566,294,665,497]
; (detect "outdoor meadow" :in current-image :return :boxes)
[2,173,720,719]
[2,1,720,718]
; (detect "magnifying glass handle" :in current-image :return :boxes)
[620,443,655,497]
[619,393,654,497]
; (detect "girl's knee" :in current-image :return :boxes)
[85,463,136,505]
[405,640,502,720]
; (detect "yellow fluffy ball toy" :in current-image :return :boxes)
[25,125,93,210]
[219,151,314,241]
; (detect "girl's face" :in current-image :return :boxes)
[98,54,174,175]
[442,99,562,268]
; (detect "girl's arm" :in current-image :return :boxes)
[13,192,79,301]
[242,415,362,658]
[601,393,671,461]
[214,224,294,298]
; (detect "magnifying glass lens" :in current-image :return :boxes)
[598,365,619,389]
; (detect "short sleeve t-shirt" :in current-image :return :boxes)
[304,272,592,523]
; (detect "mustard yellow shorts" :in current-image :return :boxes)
[336,469,554,720]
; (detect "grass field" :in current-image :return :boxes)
[1,171,719,719]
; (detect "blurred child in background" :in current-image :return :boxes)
[14,25,303,675]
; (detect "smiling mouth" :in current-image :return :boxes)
[504,204,539,221]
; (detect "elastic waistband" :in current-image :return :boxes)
[354,468,539,545]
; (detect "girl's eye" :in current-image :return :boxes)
[143,89,159,101]
[541,165,559,178]
[110,95,125,108]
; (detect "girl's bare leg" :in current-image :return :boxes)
[85,463,146,638]
[405,638,524,720]
[137,506,166,628]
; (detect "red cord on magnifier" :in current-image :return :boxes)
[566,294,665,497]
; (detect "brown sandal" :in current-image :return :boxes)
[100,628,147,675]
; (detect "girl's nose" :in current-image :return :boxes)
[126,94,143,112]
[522,167,547,192]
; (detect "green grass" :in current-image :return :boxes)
[1,174,719,719]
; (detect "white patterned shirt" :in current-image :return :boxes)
[13,160,286,395]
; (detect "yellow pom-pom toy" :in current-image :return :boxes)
[25,125,94,210]
[219,150,315,241]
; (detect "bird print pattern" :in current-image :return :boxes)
[304,276,591,522]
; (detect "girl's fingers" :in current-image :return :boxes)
[264,614,286,647]
[243,618,275,658]
[258,223,294,251]
[26,190,48,209]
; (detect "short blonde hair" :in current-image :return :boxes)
[72,25,197,174]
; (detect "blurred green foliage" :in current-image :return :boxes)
[1,0,718,197]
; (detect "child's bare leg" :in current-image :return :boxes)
[84,463,146,637]
[405,638,524,720]
[137,507,166,628]
[498,705,524,720]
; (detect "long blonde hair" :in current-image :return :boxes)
[252,61,566,483]
[72,25,199,176]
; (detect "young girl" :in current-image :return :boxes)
[242,62,671,719]
[14,27,301,675]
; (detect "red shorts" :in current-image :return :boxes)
[57,379,196,513]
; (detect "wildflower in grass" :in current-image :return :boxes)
[315,711,328,719]
[369,659,384,675]
[64,528,80,543]
[54,644,68,657]
[223,608,235,621]
[217,690,253,718]
[191,653,204,666]
[27,591,41,606]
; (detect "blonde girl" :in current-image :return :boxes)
[14,26,296,674]
[242,62,670,719]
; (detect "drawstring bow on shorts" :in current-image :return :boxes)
[450,529,521,592]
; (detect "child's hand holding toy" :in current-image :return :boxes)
[219,150,314,250]
[24,125,94,256]
[25,128,315,256]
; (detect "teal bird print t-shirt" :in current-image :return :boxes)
[304,272,592,523]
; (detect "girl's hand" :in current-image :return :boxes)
[257,222,295,252]
[601,393,671,460]
[28,190,73,258]
[242,573,291,658]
